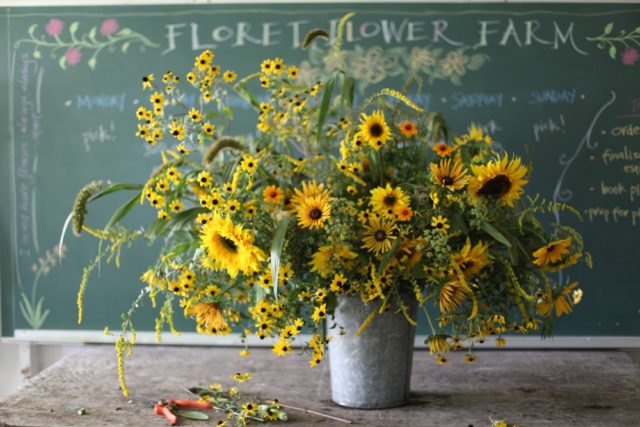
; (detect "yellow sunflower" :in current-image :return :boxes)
[294,195,331,229]
[439,280,469,313]
[370,183,410,216]
[362,216,397,255]
[430,157,470,191]
[359,110,392,150]
[537,282,579,317]
[186,303,228,335]
[291,180,330,206]
[200,215,266,278]
[469,153,528,207]
[309,244,358,278]
[451,238,489,278]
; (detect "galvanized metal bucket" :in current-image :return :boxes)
[328,293,417,409]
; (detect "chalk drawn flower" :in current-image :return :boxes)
[45,19,64,37]
[621,48,640,66]
[100,19,119,37]
[65,47,82,66]
[406,47,437,72]
[297,60,321,87]
[323,49,349,73]
[439,50,470,78]
[351,46,400,85]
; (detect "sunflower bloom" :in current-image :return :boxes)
[186,303,228,334]
[537,282,580,317]
[200,215,266,278]
[452,238,489,278]
[430,157,470,191]
[359,110,392,150]
[439,280,469,313]
[469,153,528,207]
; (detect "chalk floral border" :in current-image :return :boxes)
[586,23,640,66]
[13,18,160,70]
[298,43,490,92]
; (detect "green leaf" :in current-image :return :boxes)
[603,22,614,35]
[69,21,79,37]
[58,55,67,70]
[89,183,144,202]
[302,28,330,49]
[270,215,291,301]
[88,26,97,41]
[121,41,130,53]
[87,56,97,70]
[316,75,335,144]
[28,24,37,38]
[609,45,617,60]
[173,410,209,421]
[340,75,355,110]
[117,28,132,36]
[32,50,41,59]
[103,192,141,230]
[234,83,260,110]
[480,221,512,248]
[378,238,401,275]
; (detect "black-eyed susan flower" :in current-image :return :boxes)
[223,70,237,83]
[272,338,293,356]
[287,65,299,79]
[188,108,202,122]
[200,215,266,278]
[537,282,580,317]
[141,74,154,89]
[294,195,331,229]
[395,205,413,222]
[262,185,283,204]
[169,199,184,213]
[469,153,528,207]
[532,238,572,267]
[370,183,410,216]
[135,106,149,121]
[398,120,417,137]
[197,171,213,187]
[186,302,228,334]
[436,355,449,365]
[359,110,391,150]
[272,58,284,74]
[186,71,196,84]
[463,353,477,363]
[226,199,240,214]
[240,155,259,174]
[260,59,274,74]
[431,215,450,233]
[169,121,186,140]
[135,124,149,139]
[362,216,397,255]
[430,157,470,191]
[311,303,327,323]
[150,91,164,106]
[202,122,215,135]
[230,372,253,383]
[433,142,453,157]
[427,334,449,355]
[157,210,169,220]
[330,273,348,294]
[176,144,189,155]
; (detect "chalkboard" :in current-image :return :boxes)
[2,3,640,340]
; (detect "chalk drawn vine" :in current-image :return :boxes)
[586,23,640,65]
[13,18,160,70]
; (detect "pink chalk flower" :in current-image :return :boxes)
[621,48,640,66]
[65,47,82,66]
[100,19,119,37]
[45,18,64,37]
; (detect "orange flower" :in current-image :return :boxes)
[433,142,453,157]
[262,185,283,203]
[398,120,417,137]
[395,205,413,221]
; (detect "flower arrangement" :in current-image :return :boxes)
[69,18,589,398]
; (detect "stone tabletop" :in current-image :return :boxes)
[1,346,639,426]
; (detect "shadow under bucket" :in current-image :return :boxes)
[328,293,418,409]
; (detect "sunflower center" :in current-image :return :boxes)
[374,230,387,241]
[309,208,323,220]
[369,123,383,138]
[547,244,555,252]
[219,235,238,253]
[478,174,512,198]
[383,195,396,207]
[441,176,454,186]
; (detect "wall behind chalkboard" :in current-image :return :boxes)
[2,3,639,339]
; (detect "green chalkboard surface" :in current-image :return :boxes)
[2,3,640,338]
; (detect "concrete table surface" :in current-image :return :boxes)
[1,346,639,426]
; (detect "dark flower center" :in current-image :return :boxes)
[374,230,387,241]
[383,195,396,206]
[309,208,323,220]
[478,174,512,198]
[441,176,454,186]
[369,123,383,138]
[219,235,238,252]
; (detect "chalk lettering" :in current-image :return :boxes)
[288,20,309,49]
[432,20,463,46]
[500,19,523,47]
[191,23,217,50]
[529,89,576,105]
[553,22,587,55]
[451,92,503,110]
[601,146,640,166]
[163,23,187,55]
[532,115,565,142]
[381,19,408,44]
[611,124,640,137]
[525,20,552,46]
[76,94,126,112]
[600,181,626,196]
